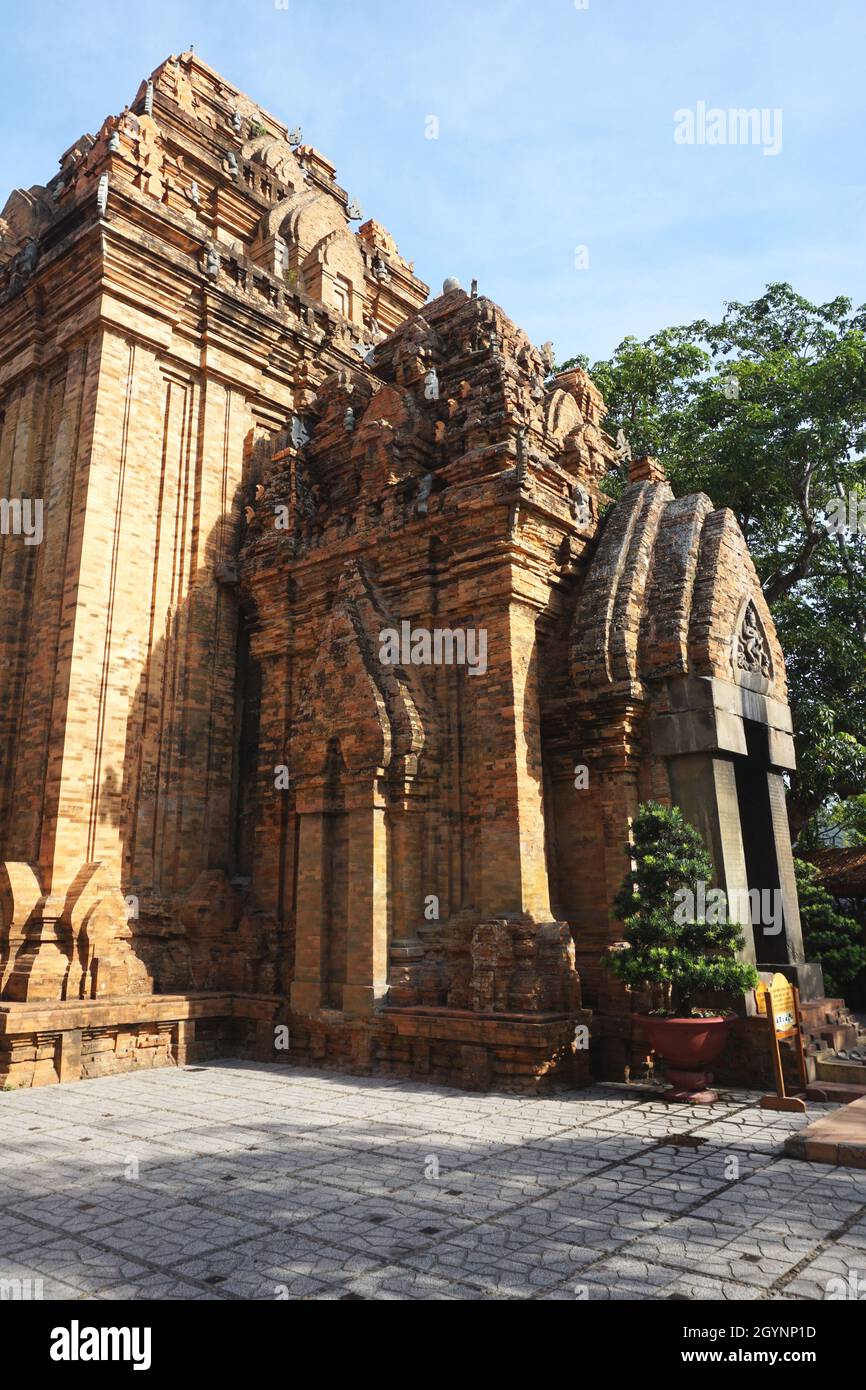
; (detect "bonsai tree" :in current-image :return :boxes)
[610,802,759,1015]
[795,858,866,998]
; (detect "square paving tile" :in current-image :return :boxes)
[3,1062,866,1302]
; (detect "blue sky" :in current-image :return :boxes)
[2,0,864,362]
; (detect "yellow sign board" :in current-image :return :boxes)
[755,973,807,1111]
[755,973,797,1038]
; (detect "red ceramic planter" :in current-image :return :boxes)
[640,1015,733,1102]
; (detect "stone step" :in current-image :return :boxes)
[817,1025,862,1051]
[799,997,847,1024]
[814,1056,866,1087]
[805,1080,866,1104]
[785,1095,866,1168]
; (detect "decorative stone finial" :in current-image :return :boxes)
[442,276,461,293]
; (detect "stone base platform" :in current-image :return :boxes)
[805,1080,866,1103]
[785,1095,866,1169]
[283,1005,592,1092]
[0,993,286,1088]
[0,994,592,1094]
[813,1057,866,1088]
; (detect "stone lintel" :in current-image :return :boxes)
[651,675,796,768]
[663,674,792,730]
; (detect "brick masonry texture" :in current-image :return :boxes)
[0,52,817,1092]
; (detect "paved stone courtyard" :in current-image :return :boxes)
[2,1061,866,1301]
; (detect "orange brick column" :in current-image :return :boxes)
[470,597,553,923]
[387,792,426,1005]
[342,781,389,1016]
[595,725,643,1079]
[247,614,294,921]
[290,796,327,1014]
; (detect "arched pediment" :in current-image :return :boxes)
[570,480,673,698]
[286,190,345,249]
[571,483,788,708]
[258,187,318,243]
[543,387,583,447]
[0,188,49,262]
[292,563,426,783]
[688,509,784,697]
[242,134,305,189]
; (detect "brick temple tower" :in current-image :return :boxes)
[0,53,820,1089]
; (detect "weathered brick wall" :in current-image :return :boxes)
[240,287,616,1030]
[0,51,427,1011]
[0,51,807,1094]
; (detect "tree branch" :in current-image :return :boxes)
[762,527,825,602]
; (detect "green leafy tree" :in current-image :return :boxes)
[795,858,866,997]
[796,794,866,850]
[610,802,759,1014]
[560,284,866,837]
